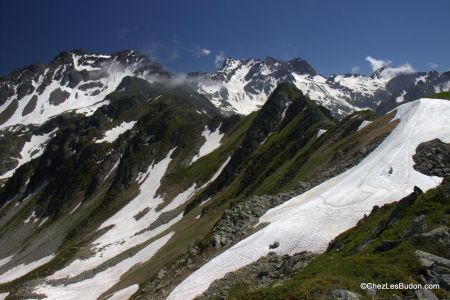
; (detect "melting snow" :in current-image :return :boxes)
[103,158,121,182]
[95,121,136,143]
[0,255,13,269]
[161,184,197,213]
[396,90,407,103]
[0,128,58,180]
[415,74,428,85]
[0,254,55,284]
[199,156,231,190]
[357,120,372,131]
[0,292,9,300]
[69,202,82,215]
[316,129,327,138]
[34,233,173,300]
[281,102,291,121]
[74,100,110,116]
[46,149,189,282]
[24,211,37,224]
[191,125,224,163]
[168,98,450,300]
[38,217,49,227]
[106,284,139,300]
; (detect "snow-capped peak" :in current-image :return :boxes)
[0,50,171,130]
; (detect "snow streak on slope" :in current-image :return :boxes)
[0,128,58,180]
[106,284,139,300]
[191,125,224,163]
[316,129,327,138]
[0,254,55,284]
[0,256,13,269]
[358,120,372,131]
[0,292,9,300]
[34,233,173,300]
[169,98,450,300]
[95,121,137,143]
[48,149,177,279]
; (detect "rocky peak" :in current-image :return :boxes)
[288,57,317,75]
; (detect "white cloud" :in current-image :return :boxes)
[215,51,225,68]
[200,48,211,56]
[378,63,416,80]
[365,56,392,71]
[191,46,211,57]
[351,66,360,74]
[364,56,415,80]
[429,63,439,69]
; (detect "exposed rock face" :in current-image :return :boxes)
[197,251,316,300]
[49,88,70,105]
[413,139,450,178]
[416,247,450,291]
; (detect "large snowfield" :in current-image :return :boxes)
[168,98,450,299]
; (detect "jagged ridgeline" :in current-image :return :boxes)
[0,50,449,300]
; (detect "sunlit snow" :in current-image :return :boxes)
[95,121,136,143]
[357,120,372,131]
[0,254,55,284]
[191,125,224,163]
[34,233,173,300]
[0,128,58,180]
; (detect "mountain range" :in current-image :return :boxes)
[0,49,449,300]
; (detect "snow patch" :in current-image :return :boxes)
[415,74,428,85]
[199,156,231,190]
[95,121,136,143]
[69,202,82,215]
[38,217,49,227]
[396,90,407,103]
[74,100,110,116]
[316,129,327,138]
[191,125,224,163]
[103,158,121,182]
[0,254,55,284]
[0,292,9,300]
[106,284,139,300]
[34,233,173,300]
[24,211,37,224]
[161,184,197,213]
[357,120,372,131]
[0,255,14,268]
[0,129,58,180]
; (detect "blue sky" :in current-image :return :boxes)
[1,0,449,76]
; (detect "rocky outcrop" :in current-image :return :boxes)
[413,139,450,178]
[197,251,316,300]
